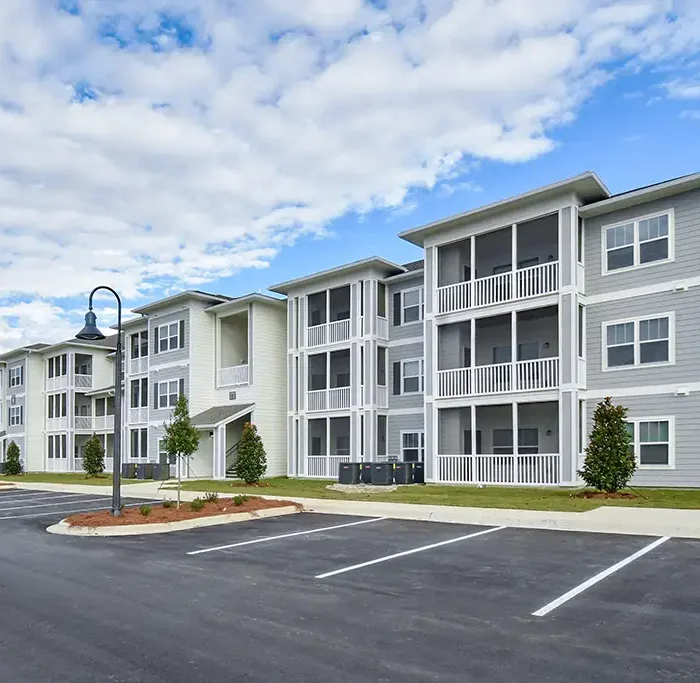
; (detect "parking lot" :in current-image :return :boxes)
[1,488,698,682]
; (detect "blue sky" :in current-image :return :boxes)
[0,1,699,347]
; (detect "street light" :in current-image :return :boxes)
[76,286,123,517]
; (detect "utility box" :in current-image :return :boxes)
[121,463,136,479]
[136,463,154,480]
[372,463,394,486]
[360,463,373,484]
[151,464,171,480]
[393,462,413,485]
[412,462,426,484]
[339,462,361,485]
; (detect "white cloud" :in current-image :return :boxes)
[664,78,700,100]
[0,0,699,348]
[680,109,700,120]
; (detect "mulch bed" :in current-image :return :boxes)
[66,497,300,527]
[573,491,638,500]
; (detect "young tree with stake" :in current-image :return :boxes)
[162,394,199,508]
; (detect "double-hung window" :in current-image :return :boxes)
[130,428,148,460]
[9,366,23,388]
[130,378,148,408]
[626,419,673,468]
[393,287,424,325]
[155,321,183,353]
[9,405,23,426]
[604,315,672,369]
[603,211,672,273]
[401,359,424,394]
[131,331,149,359]
[401,432,425,462]
[156,379,184,409]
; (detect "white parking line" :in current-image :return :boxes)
[0,492,95,505]
[0,490,85,500]
[315,525,507,579]
[0,500,163,520]
[532,536,671,617]
[0,496,110,513]
[187,516,388,556]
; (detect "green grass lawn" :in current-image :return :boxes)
[168,477,700,512]
[0,472,151,486]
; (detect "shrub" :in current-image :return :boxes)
[139,505,152,517]
[233,494,249,507]
[579,397,637,493]
[204,492,219,503]
[189,498,205,512]
[5,441,22,476]
[162,499,174,509]
[83,434,105,477]
[234,423,267,485]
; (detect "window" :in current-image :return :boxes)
[604,315,672,369]
[48,434,67,459]
[377,347,387,386]
[130,428,148,460]
[130,378,148,408]
[377,415,387,456]
[398,288,424,325]
[9,366,23,387]
[47,354,67,379]
[155,321,183,353]
[578,304,585,358]
[401,431,425,462]
[492,428,539,455]
[377,282,387,318]
[130,331,149,359]
[603,211,672,273]
[48,393,67,419]
[9,405,23,426]
[157,438,171,465]
[626,419,673,468]
[401,359,424,394]
[493,345,511,364]
[156,379,183,409]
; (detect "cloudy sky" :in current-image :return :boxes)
[0,0,699,349]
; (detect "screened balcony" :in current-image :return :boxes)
[307,350,351,412]
[218,310,250,387]
[307,286,351,347]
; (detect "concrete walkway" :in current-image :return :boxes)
[10,480,700,539]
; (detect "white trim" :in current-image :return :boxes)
[388,408,425,416]
[601,208,674,276]
[8,405,23,426]
[156,321,181,353]
[400,286,425,325]
[9,366,22,388]
[388,336,423,348]
[586,276,700,305]
[149,360,190,371]
[400,357,424,395]
[156,379,180,409]
[586,382,700,398]
[400,429,425,462]
[601,312,675,372]
[627,416,675,470]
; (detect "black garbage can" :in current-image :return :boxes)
[372,463,394,486]
[411,462,426,484]
[151,464,171,480]
[121,463,137,479]
[393,462,413,485]
[136,463,154,480]
[339,462,361,485]
[360,462,373,484]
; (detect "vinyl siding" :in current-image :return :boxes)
[188,302,216,416]
[388,412,425,459]
[6,358,26,397]
[25,354,45,471]
[584,188,700,296]
[388,272,425,341]
[91,351,116,391]
[149,367,189,423]
[586,289,699,390]
[148,308,190,367]
[388,341,424,411]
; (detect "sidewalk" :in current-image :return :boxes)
[11,480,700,539]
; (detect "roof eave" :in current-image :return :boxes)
[131,291,230,315]
[205,293,286,314]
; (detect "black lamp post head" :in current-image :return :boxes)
[76,309,106,341]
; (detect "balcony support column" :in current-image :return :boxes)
[511,310,517,388]
[512,401,519,482]
[511,222,518,281]
[469,236,475,282]
[470,404,477,457]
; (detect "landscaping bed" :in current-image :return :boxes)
[65,496,300,527]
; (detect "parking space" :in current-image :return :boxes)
[1,500,699,682]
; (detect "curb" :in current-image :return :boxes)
[46,505,301,537]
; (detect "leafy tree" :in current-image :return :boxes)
[5,441,22,476]
[579,397,636,493]
[83,434,105,477]
[162,394,200,508]
[235,422,267,485]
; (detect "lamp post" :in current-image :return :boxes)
[76,286,123,517]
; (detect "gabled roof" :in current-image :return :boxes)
[190,404,255,429]
[0,342,51,361]
[205,293,286,315]
[131,290,232,315]
[399,172,610,246]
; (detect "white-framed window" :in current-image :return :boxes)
[603,314,673,370]
[156,379,183,409]
[9,405,23,426]
[48,434,67,459]
[47,393,67,419]
[158,438,171,464]
[130,331,149,359]
[401,431,425,462]
[492,428,539,455]
[47,354,67,379]
[130,378,148,408]
[626,418,674,469]
[9,366,23,388]
[130,428,148,460]
[401,359,424,394]
[602,210,673,274]
[156,322,182,353]
[402,287,424,324]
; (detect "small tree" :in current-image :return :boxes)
[5,440,22,476]
[579,397,636,493]
[235,422,267,485]
[83,434,105,477]
[162,394,200,508]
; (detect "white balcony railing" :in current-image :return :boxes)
[377,385,388,408]
[377,316,389,340]
[46,417,68,431]
[437,261,559,314]
[74,416,93,430]
[129,407,148,423]
[95,415,115,431]
[218,364,249,387]
[74,374,93,389]
[437,358,559,398]
[307,319,351,348]
[306,455,351,478]
[437,454,561,485]
[307,386,351,412]
[46,375,68,392]
[129,357,148,375]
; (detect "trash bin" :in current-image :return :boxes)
[360,463,373,484]
[393,462,413,485]
[136,463,154,480]
[0,462,5,475]
[371,463,394,486]
[339,462,361,485]
[151,464,171,480]
[411,462,426,485]
[121,463,137,479]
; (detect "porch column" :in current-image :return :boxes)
[470,404,477,456]
[469,236,475,281]
[512,401,519,483]
[511,223,517,271]
[213,425,226,479]
[470,318,476,368]
[511,310,517,391]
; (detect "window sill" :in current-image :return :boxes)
[602,257,673,277]
[602,361,673,372]
[638,464,674,471]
